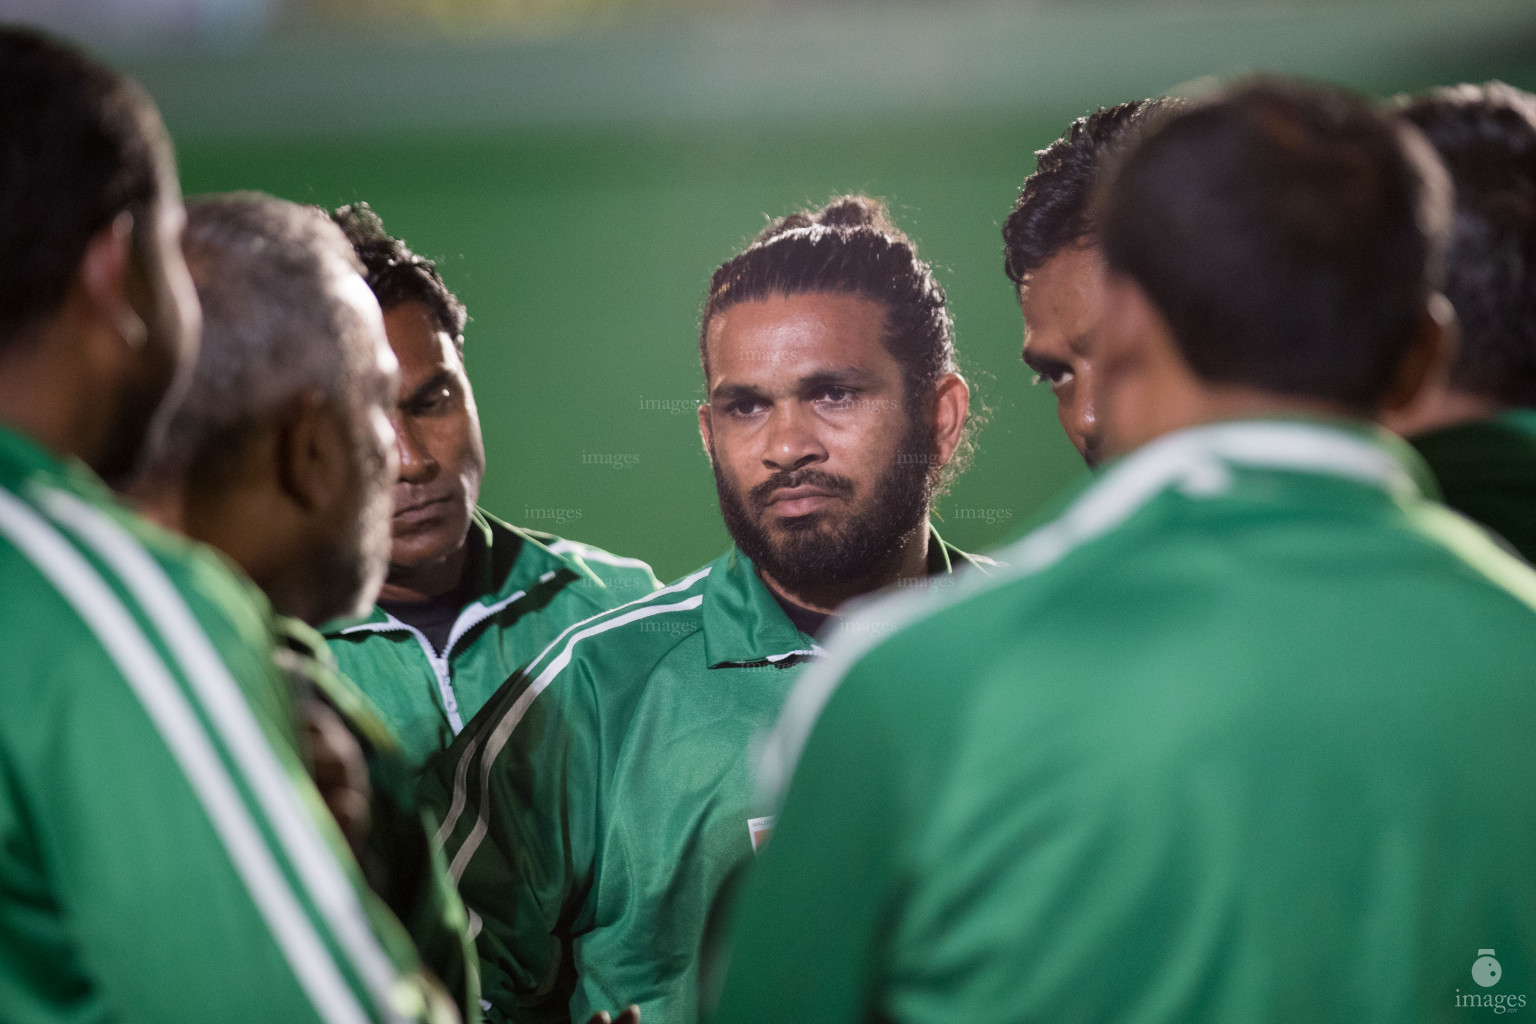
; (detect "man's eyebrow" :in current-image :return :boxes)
[710,381,769,405]
[797,368,879,393]
[1065,329,1094,356]
[401,368,456,405]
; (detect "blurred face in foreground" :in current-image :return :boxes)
[381,300,485,599]
[1019,243,1106,468]
[699,291,966,608]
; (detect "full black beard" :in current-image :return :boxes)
[711,411,935,609]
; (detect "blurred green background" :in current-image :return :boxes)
[33,0,1536,579]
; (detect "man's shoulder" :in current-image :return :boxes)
[514,561,714,688]
[484,511,661,609]
[1,473,273,655]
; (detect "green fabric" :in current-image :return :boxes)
[420,531,987,1024]
[0,425,445,1024]
[324,509,661,774]
[1410,408,1536,562]
[277,617,481,1022]
[712,419,1536,1024]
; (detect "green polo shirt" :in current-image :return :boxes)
[1410,407,1536,562]
[712,418,1536,1024]
[0,426,448,1024]
[325,510,660,774]
[420,533,988,1024]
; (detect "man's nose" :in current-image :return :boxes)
[761,403,828,473]
[392,412,437,483]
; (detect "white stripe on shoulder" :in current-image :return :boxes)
[0,488,373,1024]
[544,538,654,572]
[758,426,1228,807]
[443,568,712,879]
[758,420,1421,807]
[433,565,712,851]
[37,487,405,1023]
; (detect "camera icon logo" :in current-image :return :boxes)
[1472,949,1502,988]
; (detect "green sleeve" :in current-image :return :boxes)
[3,636,376,1023]
[709,657,915,1024]
[421,656,605,1024]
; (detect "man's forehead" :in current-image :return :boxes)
[384,302,462,377]
[704,292,895,388]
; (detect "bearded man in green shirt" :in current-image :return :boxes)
[322,205,659,774]
[1384,82,1536,561]
[422,195,992,1024]
[713,79,1536,1024]
[0,28,449,1024]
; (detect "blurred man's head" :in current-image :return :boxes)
[1003,99,1176,468]
[1386,82,1536,434]
[1095,79,1454,457]
[0,26,198,481]
[698,196,971,609]
[331,203,482,603]
[131,193,398,626]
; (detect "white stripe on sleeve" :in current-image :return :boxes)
[37,486,404,1023]
[0,488,372,1024]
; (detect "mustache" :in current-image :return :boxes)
[747,468,856,511]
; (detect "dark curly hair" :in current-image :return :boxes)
[1393,82,1536,407]
[700,195,974,489]
[331,202,467,349]
[1003,98,1177,286]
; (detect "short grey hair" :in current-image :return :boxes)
[141,191,378,489]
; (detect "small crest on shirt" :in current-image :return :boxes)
[747,815,776,853]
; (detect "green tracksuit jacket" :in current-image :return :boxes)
[421,535,989,1024]
[1411,408,1536,562]
[713,418,1536,1024]
[325,511,660,774]
[279,617,480,1021]
[0,426,449,1024]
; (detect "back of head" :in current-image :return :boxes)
[1100,78,1452,413]
[701,195,956,399]
[140,192,372,491]
[0,26,171,352]
[331,202,466,346]
[1395,82,1536,407]
[1003,98,1178,285]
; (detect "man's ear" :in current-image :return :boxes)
[1381,292,1457,417]
[78,212,147,352]
[929,372,971,467]
[275,390,350,514]
[698,403,714,464]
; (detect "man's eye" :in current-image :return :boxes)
[726,400,764,416]
[410,386,454,414]
[820,387,854,404]
[1032,369,1075,389]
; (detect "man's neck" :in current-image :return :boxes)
[758,521,932,617]
[378,540,471,605]
[0,321,106,471]
[1107,371,1365,459]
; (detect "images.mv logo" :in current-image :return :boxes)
[1456,949,1527,1014]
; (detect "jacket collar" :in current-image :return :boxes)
[325,508,593,636]
[701,525,984,668]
